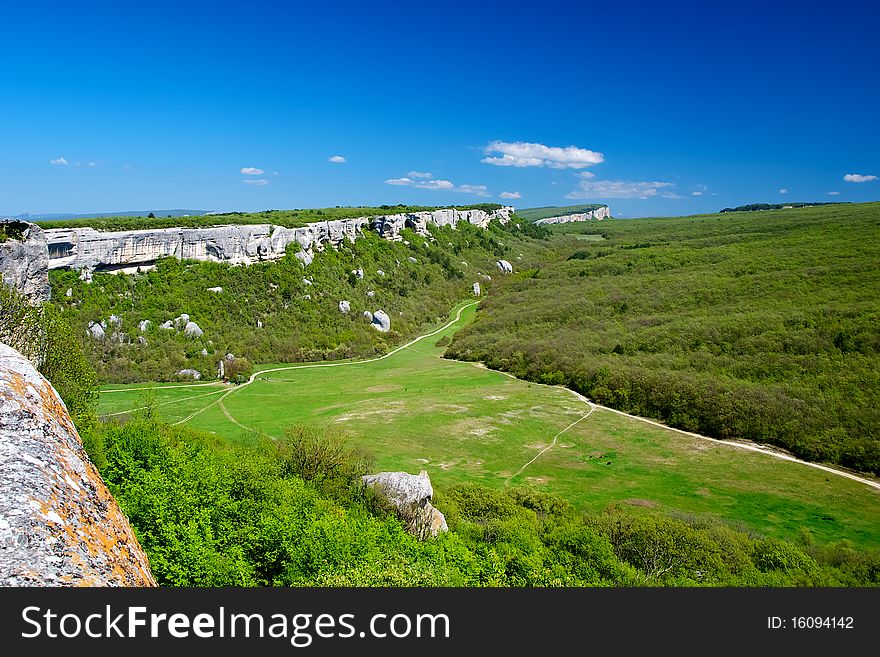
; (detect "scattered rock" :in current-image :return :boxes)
[377,269,385,276]
[352,268,364,279]
[65,288,72,298]
[363,311,373,321]
[302,278,312,286]
[177,368,201,380]
[87,321,105,340]
[496,259,513,274]
[371,309,391,332]
[472,282,481,297]
[138,320,151,332]
[174,314,190,328]
[108,314,121,326]
[367,290,375,298]
[137,336,147,345]
[362,470,448,539]
[303,294,311,300]
[256,319,263,328]
[159,320,174,330]
[408,256,418,263]
[183,321,203,337]
[200,348,207,356]
[207,286,223,293]
[339,300,351,314]
[78,267,93,284]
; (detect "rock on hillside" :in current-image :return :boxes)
[0,342,156,586]
[362,470,448,539]
[0,219,50,302]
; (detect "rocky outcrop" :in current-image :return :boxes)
[0,219,50,302]
[0,342,156,586]
[44,206,515,272]
[496,259,513,274]
[362,470,448,539]
[534,205,611,225]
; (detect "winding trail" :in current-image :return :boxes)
[106,299,879,492]
[171,302,480,426]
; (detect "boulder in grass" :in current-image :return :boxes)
[362,470,448,539]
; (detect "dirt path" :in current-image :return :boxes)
[171,301,480,426]
[475,363,880,492]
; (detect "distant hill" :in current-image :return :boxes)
[719,202,849,213]
[516,204,606,222]
[12,209,212,222]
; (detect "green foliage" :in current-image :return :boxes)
[50,219,542,383]
[0,222,26,242]
[81,417,879,587]
[720,202,849,213]
[446,203,880,474]
[0,285,97,423]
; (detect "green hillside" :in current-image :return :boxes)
[446,202,880,476]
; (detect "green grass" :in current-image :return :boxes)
[99,301,880,550]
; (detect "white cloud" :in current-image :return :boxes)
[691,191,703,196]
[458,184,490,197]
[482,140,604,169]
[566,179,674,200]
[328,155,346,163]
[241,167,265,175]
[827,191,841,195]
[417,179,455,191]
[843,173,878,183]
[779,188,788,194]
[49,156,68,166]
[407,170,433,179]
[121,164,132,171]
[87,161,96,167]
[500,191,522,199]
[660,192,683,199]
[243,178,269,186]
[385,175,488,195]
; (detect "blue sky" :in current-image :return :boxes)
[1,0,878,217]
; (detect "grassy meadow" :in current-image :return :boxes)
[99,301,880,550]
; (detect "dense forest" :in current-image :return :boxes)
[49,215,549,382]
[445,203,880,475]
[720,202,848,213]
[37,204,504,231]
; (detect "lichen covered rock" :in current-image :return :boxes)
[0,342,156,586]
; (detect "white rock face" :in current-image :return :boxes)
[44,206,515,272]
[472,282,481,297]
[338,300,351,314]
[362,470,448,539]
[371,309,391,332]
[534,205,611,225]
[0,220,49,302]
[183,321,203,337]
[496,259,513,274]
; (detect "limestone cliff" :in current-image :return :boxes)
[0,342,156,586]
[534,205,611,225]
[0,219,50,302]
[45,206,515,273]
